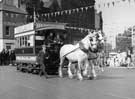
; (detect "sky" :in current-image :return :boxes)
[95,0,135,49]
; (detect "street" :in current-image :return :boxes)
[0,66,135,99]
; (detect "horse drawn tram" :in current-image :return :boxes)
[14,22,69,74]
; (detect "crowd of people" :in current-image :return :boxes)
[106,48,133,67]
[0,49,16,66]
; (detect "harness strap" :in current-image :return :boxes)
[63,47,80,57]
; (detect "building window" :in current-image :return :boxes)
[5,0,13,5]
[5,26,10,36]
[6,45,11,50]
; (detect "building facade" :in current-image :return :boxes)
[0,0,27,51]
[0,0,102,51]
[116,29,132,52]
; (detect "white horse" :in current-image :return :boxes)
[82,31,105,76]
[59,33,98,80]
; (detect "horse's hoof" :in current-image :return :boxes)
[89,76,96,80]
[78,77,83,81]
[83,71,87,76]
[69,76,73,79]
[87,75,91,78]
[59,75,63,78]
[101,69,104,72]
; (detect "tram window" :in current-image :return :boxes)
[24,36,27,46]
[29,35,34,46]
[27,35,30,46]
[15,38,19,48]
[16,35,34,48]
[20,37,22,47]
[22,36,25,47]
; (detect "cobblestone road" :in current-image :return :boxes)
[0,66,135,99]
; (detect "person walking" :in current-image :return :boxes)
[1,49,6,65]
[0,51,2,65]
[37,44,49,78]
[126,48,132,68]
[9,50,16,66]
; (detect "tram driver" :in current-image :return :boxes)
[54,34,63,45]
[47,32,54,44]
[37,44,49,78]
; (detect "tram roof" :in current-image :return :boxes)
[36,22,67,31]
[14,22,67,35]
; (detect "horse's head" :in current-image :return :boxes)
[96,30,105,44]
[86,32,98,52]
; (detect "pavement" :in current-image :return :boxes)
[0,66,135,99]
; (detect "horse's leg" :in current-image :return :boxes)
[77,61,83,80]
[59,57,65,78]
[89,60,97,79]
[100,58,104,72]
[83,59,89,76]
[67,62,73,79]
[127,57,131,68]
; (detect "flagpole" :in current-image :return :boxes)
[33,7,36,24]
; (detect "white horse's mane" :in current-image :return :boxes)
[79,33,94,50]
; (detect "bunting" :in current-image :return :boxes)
[96,0,135,9]
[39,0,134,19]
[66,26,92,33]
[26,0,135,22]
[40,5,93,19]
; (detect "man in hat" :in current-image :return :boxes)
[37,44,49,78]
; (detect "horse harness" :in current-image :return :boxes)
[63,41,98,60]
[62,34,101,58]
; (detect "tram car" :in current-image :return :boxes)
[14,22,69,74]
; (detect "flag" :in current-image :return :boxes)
[85,7,88,11]
[68,10,71,14]
[112,2,115,6]
[107,3,110,7]
[81,7,84,12]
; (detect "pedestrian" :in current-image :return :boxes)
[9,50,16,66]
[37,44,49,78]
[126,48,132,68]
[0,51,2,65]
[97,50,105,71]
[1,49,6,65]
[5,49,9,65]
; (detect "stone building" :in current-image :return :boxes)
[0,0,27,51]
